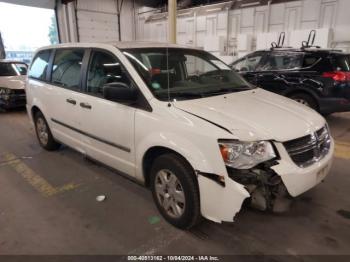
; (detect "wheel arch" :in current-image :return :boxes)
[283,88,320,110]
[31,105,42,120]
[142,146,197,188]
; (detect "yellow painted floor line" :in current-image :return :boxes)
[2,153,80,197]
[335,141,350,160]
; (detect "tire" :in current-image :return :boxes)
[289,93,318,111]
[34,111,60,151]
[150,153,201,229]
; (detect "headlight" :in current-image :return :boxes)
[219,140,276,169]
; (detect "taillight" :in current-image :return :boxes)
[322,71,350,82]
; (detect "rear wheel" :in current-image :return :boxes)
[289,93,318,111]
[150,153,201,229]
[34,111,60,151]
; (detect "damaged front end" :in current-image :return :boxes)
[227,161,293,213]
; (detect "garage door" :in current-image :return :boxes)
[76,0,119,42]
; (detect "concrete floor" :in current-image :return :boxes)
[0,109,349,257]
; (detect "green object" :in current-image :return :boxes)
[151,82,161,89]
[148,216,161,224]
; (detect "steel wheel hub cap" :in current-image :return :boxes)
[155,169,185,218]
[36,118,48,145]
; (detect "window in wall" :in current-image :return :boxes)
[51,49,84,89]
[28,50,50,80]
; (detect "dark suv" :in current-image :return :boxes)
[230,48,350,115]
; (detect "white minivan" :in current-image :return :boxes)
[26,42,334,229]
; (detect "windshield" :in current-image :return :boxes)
[0,62,27,76]
[122,48,253,101]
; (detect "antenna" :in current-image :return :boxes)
[166,45,170,103]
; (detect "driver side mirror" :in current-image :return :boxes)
[103,82,138,103]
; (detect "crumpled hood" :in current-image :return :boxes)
[0,75,26,90]
[174,88,325,142]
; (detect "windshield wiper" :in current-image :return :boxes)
[171,92,203,99]
[202,85,252,96]
[156,91,203,100]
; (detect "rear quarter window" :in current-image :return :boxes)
[333,55,350,71]
[29,50,51,80]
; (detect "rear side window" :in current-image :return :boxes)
[303,54,319,68]
[333,55,350,72]
[259,52,303,71]
[232,53,264,72]
[29,50,51,80]
[51,49,84,90]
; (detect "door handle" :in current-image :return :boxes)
[80,102,92,109]
[66,98,76,105]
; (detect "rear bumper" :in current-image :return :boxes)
[318,97,350,114]
[0,94,26,109]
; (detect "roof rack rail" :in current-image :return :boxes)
[301,30,321,49]
[270,32,292,50]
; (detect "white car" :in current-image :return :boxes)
[26,42,334,229]
[0,60,27,109]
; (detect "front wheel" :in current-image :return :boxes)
[150,153,201,229]
[34,111,61,151]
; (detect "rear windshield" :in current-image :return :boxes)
[0,62,28,76]
[333,55,350,71]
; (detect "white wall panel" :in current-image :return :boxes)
[255,12,266,34]
[77,10,118,42]
[196,16,207,31]
[217,12,228,30]
[319,2,336,28]
[229,14,240,38]
[269,4,285,26]
[241,8,255,28]
[285,7,301,31]
[134,0,350,55]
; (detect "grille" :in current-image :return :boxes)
[12,89,25,95]
[283,126,331,167]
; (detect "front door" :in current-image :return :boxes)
[232,52,266,86]
[77,50,136,176]
[256,51,304,93]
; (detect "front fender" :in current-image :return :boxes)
[135,131,249,223]
[135,131,215,181]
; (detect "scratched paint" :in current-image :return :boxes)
[2,153,80,197]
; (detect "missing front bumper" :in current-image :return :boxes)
[227,165,292,213]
